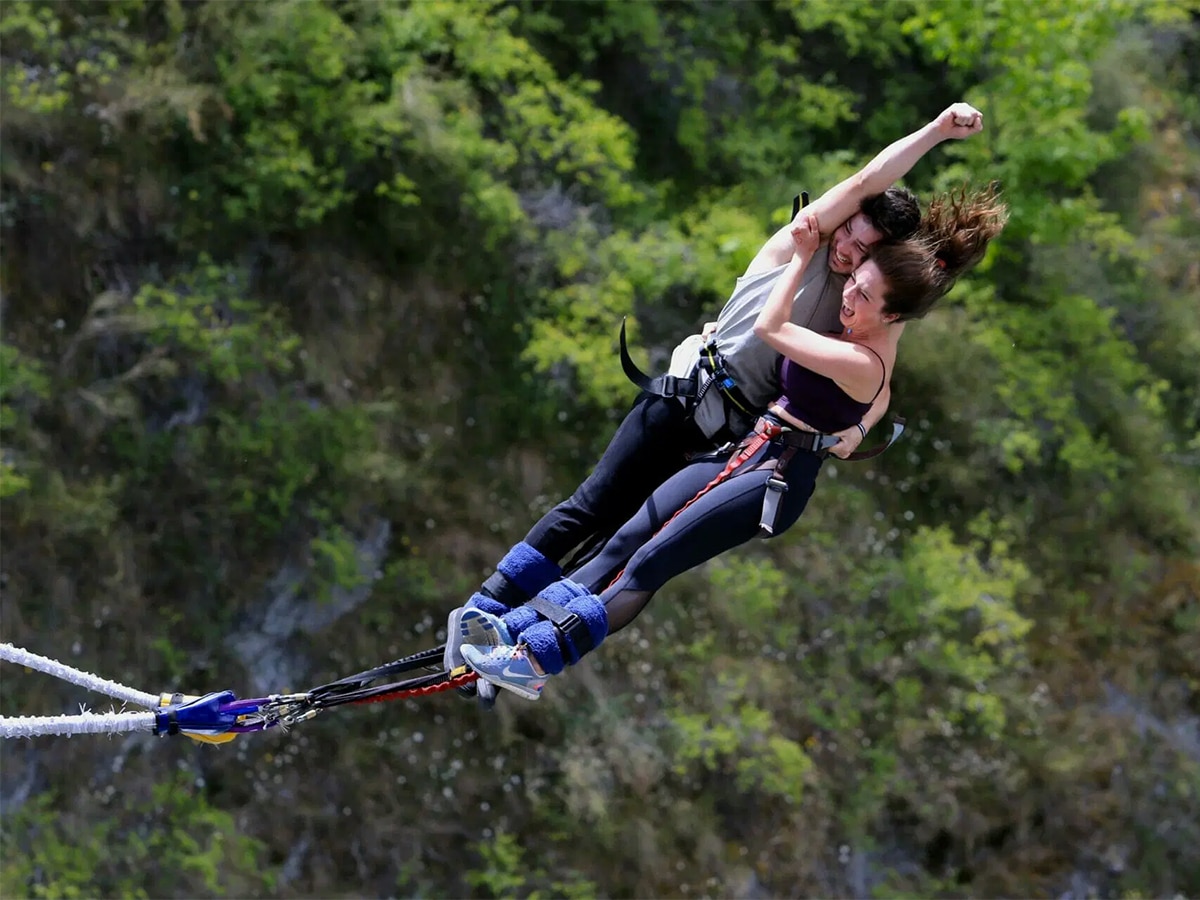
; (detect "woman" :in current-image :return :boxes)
[459,184,1010,700]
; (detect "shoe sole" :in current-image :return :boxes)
[445,607,512,673]
[443,607,467,673]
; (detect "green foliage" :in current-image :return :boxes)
[131,263,299,381]
[0,775,274,899]
[0,343,49,498]
[2,0,1198,897]
[669,677,814,802]
[464,830,596,900]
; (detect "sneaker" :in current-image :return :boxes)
[461,643,547,701]
[444,607,513,673]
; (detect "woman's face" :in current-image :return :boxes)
[840,259,896,332]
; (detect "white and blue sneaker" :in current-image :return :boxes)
[461,643,547,701]
[443,607,513,673]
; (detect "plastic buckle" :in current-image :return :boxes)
[555,611,594,656]
[153,690,238,738]
[815,433,842,455]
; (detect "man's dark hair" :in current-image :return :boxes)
[860,187,921,241]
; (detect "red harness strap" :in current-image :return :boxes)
[604,418,787,590]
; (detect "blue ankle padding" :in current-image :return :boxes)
[538,579,592,605]
[503,579,608,670]
[520,623,566,674]
[466,593,509,618]
[501,579,591,638]
[500,604,540,639]
[496,541,561,599]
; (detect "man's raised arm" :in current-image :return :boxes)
[748,103,985,273]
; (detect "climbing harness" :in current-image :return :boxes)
[0,640,476,743]
[687,413,841,537]
[619,320,752,415]
[620,318,905,465]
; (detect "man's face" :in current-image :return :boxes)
[828,213,884,275]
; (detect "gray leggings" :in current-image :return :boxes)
[569,439,825,634]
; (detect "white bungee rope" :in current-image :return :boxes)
[1,642,160,738]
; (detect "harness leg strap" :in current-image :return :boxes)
[757,436,837,536]
[760,475,788,536]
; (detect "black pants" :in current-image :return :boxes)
[569,438,824,634]
[522,392,714,582]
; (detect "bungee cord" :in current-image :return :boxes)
[0,640,476,743]
[1,642,162,709]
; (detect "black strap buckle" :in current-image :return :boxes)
[619,319,700,401]
[658,374,698,399]
[525,595,595,655]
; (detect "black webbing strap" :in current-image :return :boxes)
[618,319,702,400]
[305,646,446,701]
[844,416,906,462]
[480,570,529,608]
[524,594,596,656]
[791,190,810,220]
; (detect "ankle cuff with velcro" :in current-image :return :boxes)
[502,580,607,672]
[480,541,561,608]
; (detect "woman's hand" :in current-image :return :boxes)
[827,422,866,459]
[933,102,983,140]
[790,213,820,261]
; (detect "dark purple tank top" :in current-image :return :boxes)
[775,343,885,433]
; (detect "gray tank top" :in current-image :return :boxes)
[691,244,847,437]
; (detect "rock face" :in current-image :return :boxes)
[230,518,391,695]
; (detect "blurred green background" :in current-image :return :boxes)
[2,1,1198,897]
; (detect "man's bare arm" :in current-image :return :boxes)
[744,103,984,277]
